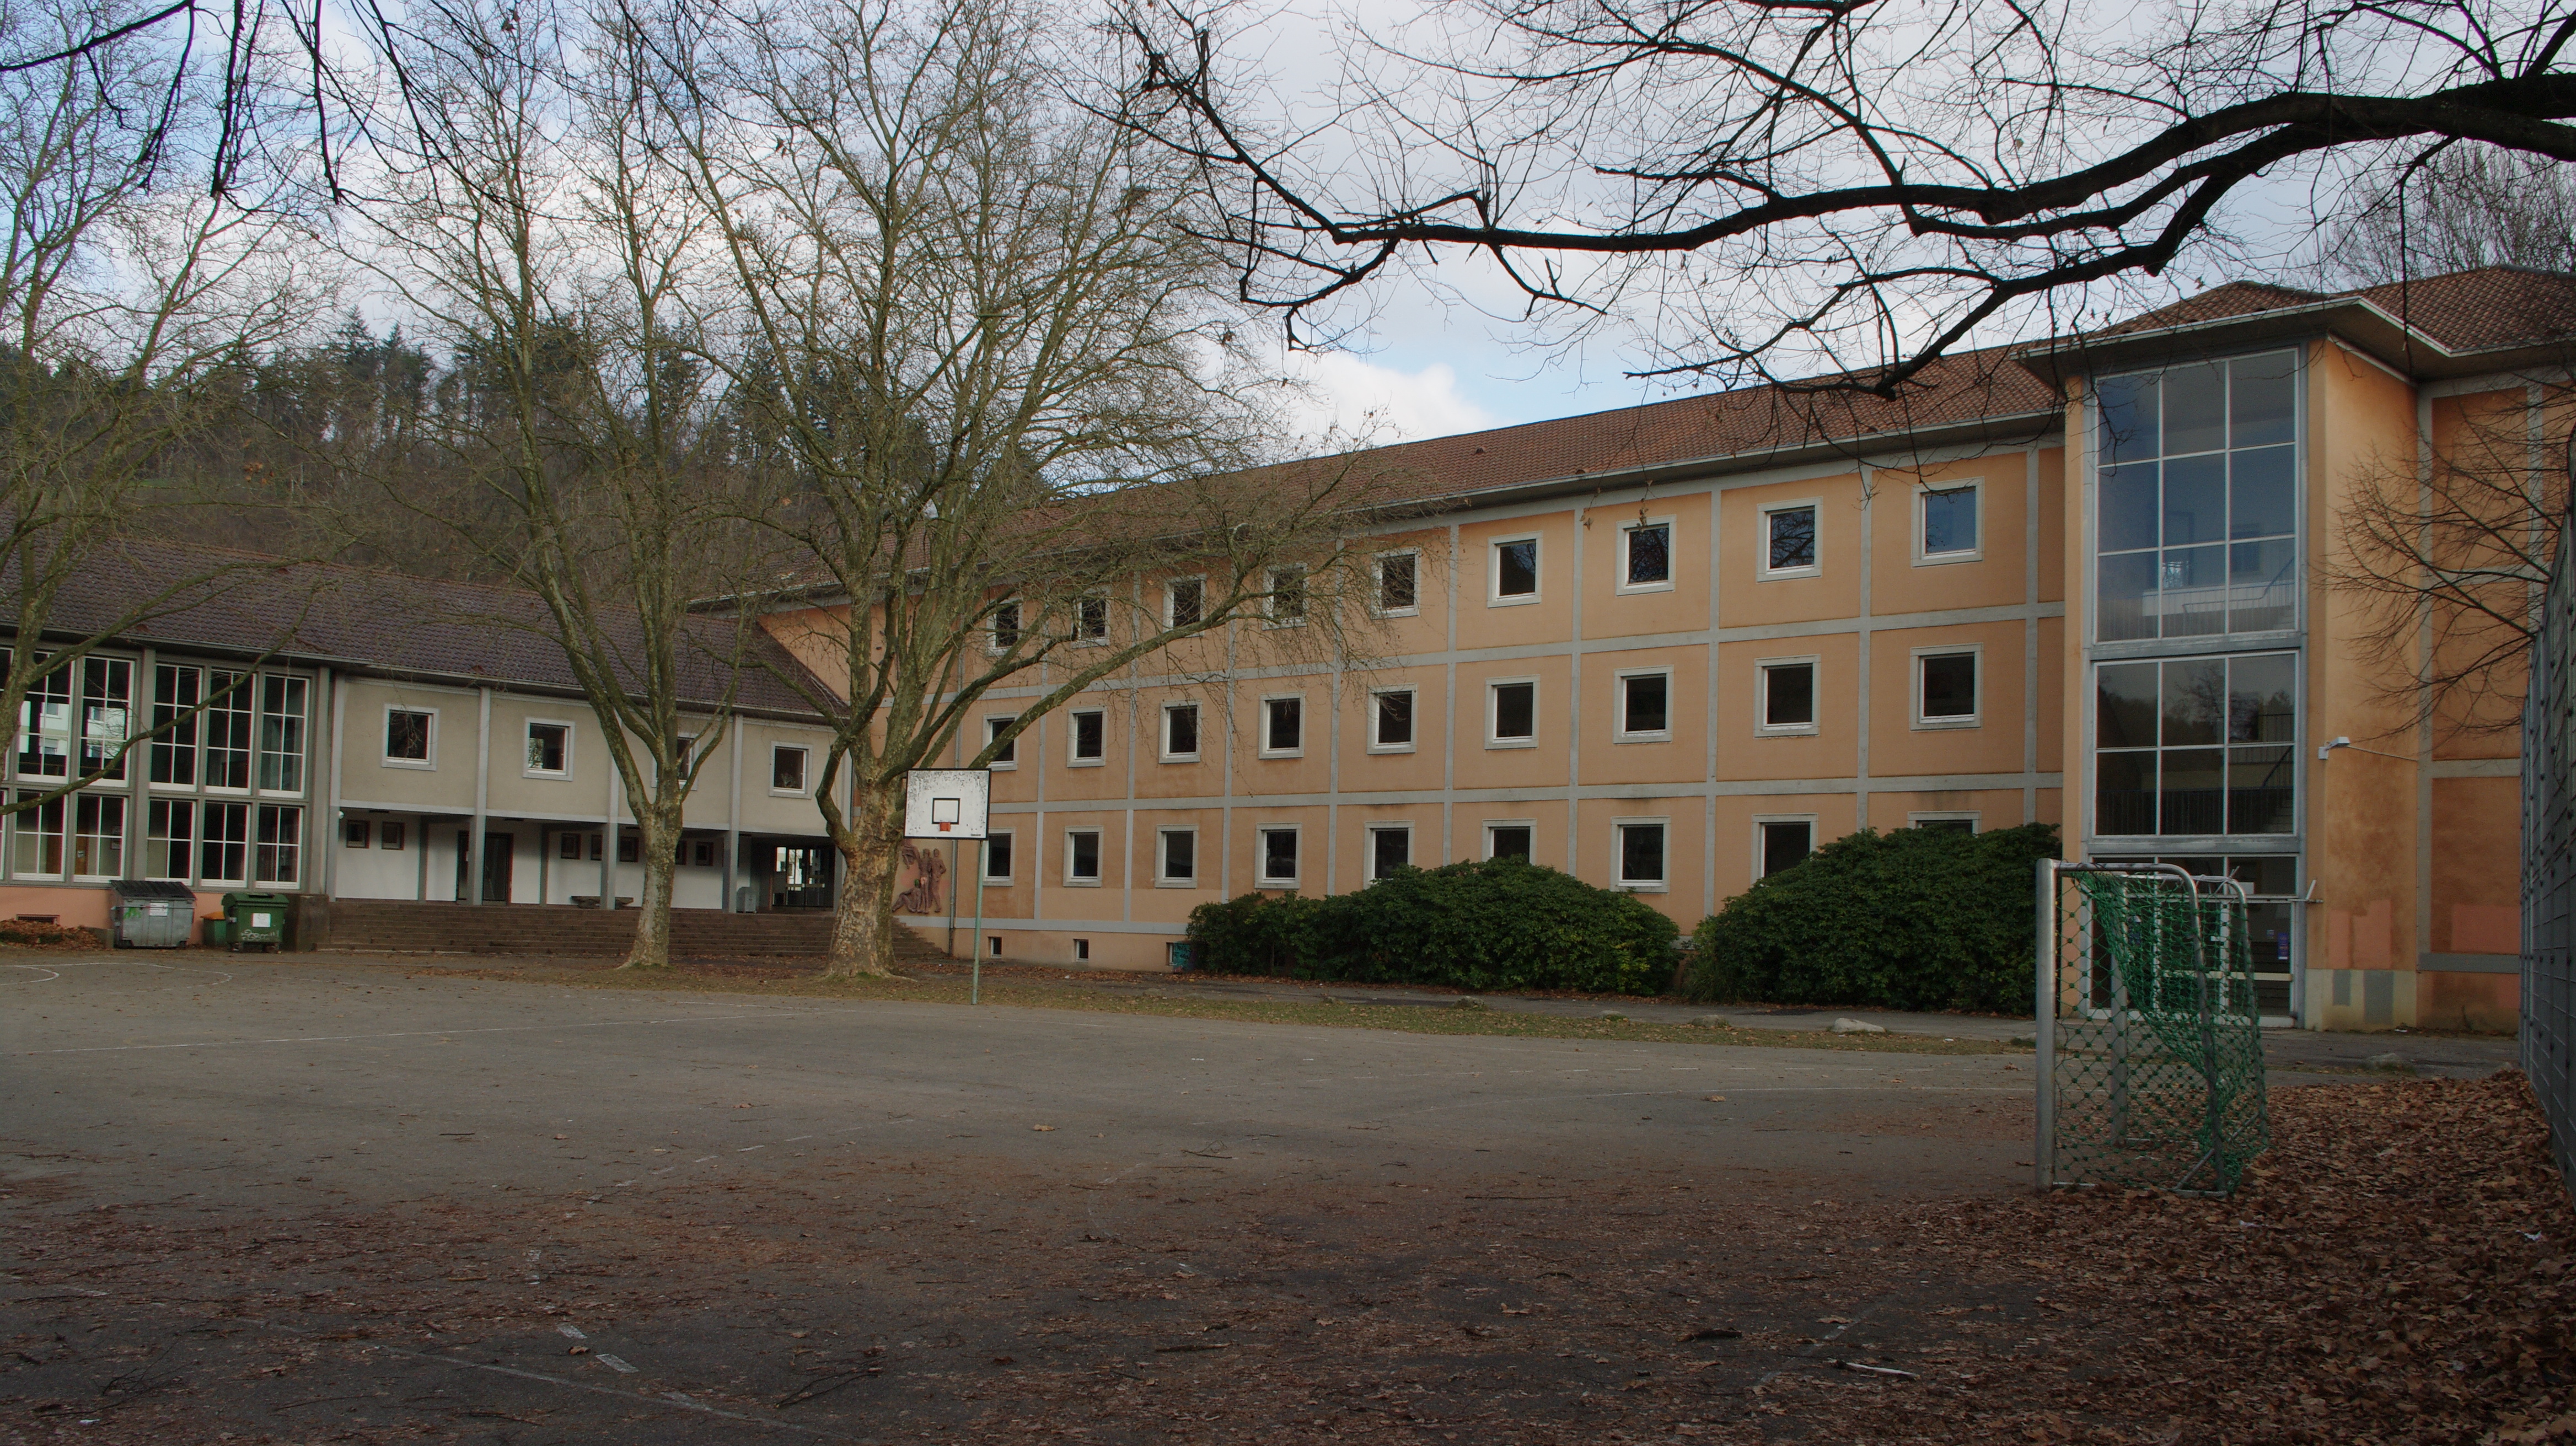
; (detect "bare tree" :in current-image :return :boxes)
[656,0,1383,977]
[349,0,774,968]
[0,0,330,818]
[2327,382,2573,738]
[2323,143,2576,286]
[1123,0,2576,393]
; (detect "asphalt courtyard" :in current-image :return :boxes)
[0,954,2433,1443]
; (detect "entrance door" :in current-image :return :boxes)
[773,844,831,909]
[455,830,516,903]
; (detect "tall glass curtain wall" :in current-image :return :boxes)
[6,657,309,888]
[2090,350,2303,1017]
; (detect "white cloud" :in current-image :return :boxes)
[1276,348,1504,450]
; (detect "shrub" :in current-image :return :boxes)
[1185,858,1680,995]
[1683,823,2058,1014]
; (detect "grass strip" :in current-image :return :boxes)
[424,959,2025,1056]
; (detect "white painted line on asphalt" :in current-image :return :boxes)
[10,1010,805,1056]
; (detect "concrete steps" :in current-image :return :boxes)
[315,899,954,964]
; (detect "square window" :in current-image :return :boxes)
[1371,689,1414,750]
[1066,829,1102,883]
[385,708,434,765]
[1618,672,1670,738]
[1377,552,1418,613]
[1616,821,1667,889]
[618,833,640,863]
[345,819,372,849]
[1763,504,1818,574]
[1485,823,1534,862]
[1918,651,1978,725]
[1258,826,1298,885]
[380,821,406,852]
[1268,566,1307,624]
[693,840,717,868]
[1759,661,1816,732]
[1163,703,1200,760]
[986,715,1017,767]
[1622,523,1672,588]
[1369,825,1412,880]
[1263,696,1303,755]
[990,600,1022,652]
[1493,539,1539,601]
[772,745,808,792]
[1070,709,1106,764]
[1488,680,1537,745]
[1074,595,1109,643]
[1758,819,1813,879]
[1167,577,1203,628]
[1074,937,1091,961]
[526,721,569,775]
[1921,484,1979,559]
[559,831,582,859]
[984,831,1014,883]
[1158,828,1196,885]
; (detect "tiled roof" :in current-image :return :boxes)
[2108,265,2576,354]
[19,538,829,717]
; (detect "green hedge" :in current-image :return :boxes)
[1682,823,2059,1014]
[1185,858,1680,995]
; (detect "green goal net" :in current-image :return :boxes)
[2035,862,2270,1195]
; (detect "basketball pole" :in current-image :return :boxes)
[946,837,959,959]
[971,837,986,1005]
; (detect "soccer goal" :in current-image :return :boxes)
[2034,860,2271,1195]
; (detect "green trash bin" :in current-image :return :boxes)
[202,917,232,948]
[222,891,292,953]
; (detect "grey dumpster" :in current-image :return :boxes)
[109,879,196,949]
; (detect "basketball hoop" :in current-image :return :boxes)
[932,798,960,832]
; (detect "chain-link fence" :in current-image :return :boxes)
[2035,860,2270,1195]
[2525,497,2576,1194]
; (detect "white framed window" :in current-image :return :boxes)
[149,663,200,786]
[1756,658,1818,735]
[1908,813,1978,834]
[1156,827,1198,887]
[1913,647,1981,728]
[1754,815,1816,880]
[145,799,192,879]
[1260,694,1304,757]
[1072,593,1110,644]
[1917,480,1982,563]
[198,800,249,885]
[982,830,1015,884]
[10,790,63,877]
[1486,678,1538,748]
[1368,687,1415,752]
[1375,550,1419,616]
[203,670,252,790]
[71,793,122,879]
[1758,499,1821,579]
[985,714,1018,768]
[256,674,307,793]
[1265,565,1308,626]
[771,744,809,793]
[1064,827,1103,885]
[1161,702,1201,762]
[1618,518,1675,593]
[80,658,131,783]
[1614,668,1672,742]
[1165,576,1204,629]
[255,804,302,886]
[1613,818,1668,891]
[14,657,70,781]
[1484,819,1535,862]
[1256,825,1300,886]
[988,599,1023,653]
[1367,823,1413,880]
[525,719,573,778]
[383,706,436,769]
[1067,708,1107,766]
[1489,536,1541,605]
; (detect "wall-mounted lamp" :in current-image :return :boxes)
[2315,735,2413,762]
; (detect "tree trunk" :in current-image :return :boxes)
[823,784,905,979]
[621,800,680,970]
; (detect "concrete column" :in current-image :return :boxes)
[469,686,491,904]
[724,722,743,911]
[601,750,619,906]
[320,666,341,898]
